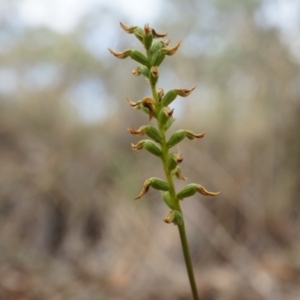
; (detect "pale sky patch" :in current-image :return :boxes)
[18,0,161,32]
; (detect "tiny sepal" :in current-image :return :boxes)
[120,22,138,33]
[127,97,142,108]
[162,41,181,55]
[185,130,206,140]
[108,48,131,59]
[175,86,196,97]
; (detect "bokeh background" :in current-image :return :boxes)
[0,0,300,299]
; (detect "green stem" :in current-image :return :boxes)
[150,83,199,300]
[177,222,199,300]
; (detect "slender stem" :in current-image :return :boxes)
[178,222,199,300]
[150,83,199,300]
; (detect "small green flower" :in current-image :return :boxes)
[120,22,138,33]
[131,140,162,157]
[134,177,170,200]
[128,125,163,143]
[177,183,220,200]
[143,24,153,50]
[162,41,181,55]
[163,210,183,226]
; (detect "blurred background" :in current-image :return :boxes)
[0,0,300,299]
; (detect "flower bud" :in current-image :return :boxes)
[134,177,170,200]
[130,50,149,66]
[120,22,138,33]
[161,90,177,106]
[133,27,144,42]
[149,41,163,55]
[143,24,153,50]
[163,210,183,226]
[177,184,197,200]
[164,116,174,131]
[149,41,166,66]
[167,130,186,148]
[145,126,163,143]
[126,98,142,108]
[177,183,220,200]
[158,107,174,125]
[151,51,166,66]
[143,140,162,157]
[162,191,174,209]
[166,152,183,171]
[166,153,177,171]
[149,177,170,191]
[108,48,131,59]
[149,66,159,85]
[162,41,181,55]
